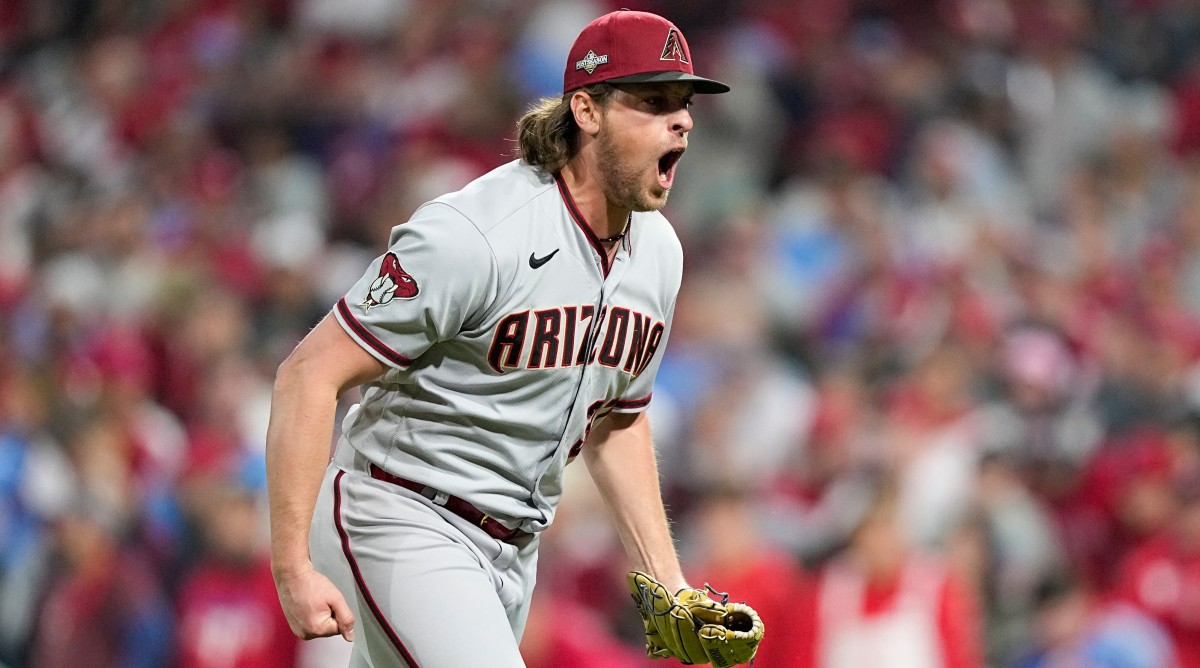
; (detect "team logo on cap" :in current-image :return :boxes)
[361,252,419,310]
[575,49,609,74]
[660,29,688,63]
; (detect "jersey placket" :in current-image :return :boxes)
[559,176,635,451]
[525,183,636,531]
[566,237,633,448]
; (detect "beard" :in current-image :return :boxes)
[595,125,669,212]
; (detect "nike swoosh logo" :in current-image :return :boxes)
[529,249,560,269]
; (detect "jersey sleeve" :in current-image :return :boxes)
[334,203,496,369]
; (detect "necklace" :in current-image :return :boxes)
[598,214,631,244]
[597,228,626,244]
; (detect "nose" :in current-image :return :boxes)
[671,109,693,136]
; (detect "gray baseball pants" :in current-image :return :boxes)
[309,442,539,667]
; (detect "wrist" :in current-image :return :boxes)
[270,554,313,583]
[659,575,689,594]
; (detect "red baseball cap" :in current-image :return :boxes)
[563,10,730,95]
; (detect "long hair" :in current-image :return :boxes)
[516,84,615,174]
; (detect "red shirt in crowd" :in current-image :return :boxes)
[805,555,983,668]
[520,594,646,668]
[175,557,299,668]
[33,550,171,668]
[1115,534,1200,667]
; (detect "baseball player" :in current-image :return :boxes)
[266,10,758,667]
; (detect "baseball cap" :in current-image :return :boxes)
[563,10,730,95]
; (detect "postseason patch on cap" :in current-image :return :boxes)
[575,49,608,75]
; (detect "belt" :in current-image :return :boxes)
[368,464,526,543]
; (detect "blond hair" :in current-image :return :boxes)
[516,84,615,174]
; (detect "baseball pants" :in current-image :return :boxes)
[309,442,540,667]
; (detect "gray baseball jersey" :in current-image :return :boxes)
[332,159,681,535]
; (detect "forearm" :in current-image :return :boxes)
[267,314,387,582]
[584,411,687,592]
[266,355,343,580]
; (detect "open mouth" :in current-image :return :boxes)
[657,149,684,188]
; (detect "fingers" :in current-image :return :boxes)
[276,568,357,642]
[329,595,357,642]
[297,606,355,641]
[306,613,341,640]
[301,592,356,641]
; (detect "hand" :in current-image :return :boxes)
[274,563,356,642]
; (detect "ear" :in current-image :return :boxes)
[570,90,603,137]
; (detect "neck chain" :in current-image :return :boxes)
[598,214,631,244]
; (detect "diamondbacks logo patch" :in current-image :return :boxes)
[361,252,419,310]
[575,50,608,74]
[660,29,688,63]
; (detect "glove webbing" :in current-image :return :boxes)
[707,585,758,668]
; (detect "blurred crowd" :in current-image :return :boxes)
[2,0,1200,666]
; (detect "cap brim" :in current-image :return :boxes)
[605,71,730,94]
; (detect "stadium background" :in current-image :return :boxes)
[1,0,1199,666]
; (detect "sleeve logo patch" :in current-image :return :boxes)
[361,252,419,310]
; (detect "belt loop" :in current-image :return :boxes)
[432,490,450,506]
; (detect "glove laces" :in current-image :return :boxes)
[703,583,757,668]
[704,583,729,604]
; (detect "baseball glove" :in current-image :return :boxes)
[628,571,764,667]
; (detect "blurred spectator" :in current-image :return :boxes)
[1017,572,1177,668]
[652,268,816,493]
[30,492,172,668]
[0,369,72,666]
[760,363,881,564]
[519,592,648,668]
[1115,484,1200,667]
[979,323,1103,472]
[1008,1,1123,221]
[805,479,984,668]
[759,160,897,344]
[175,478,298,668]
[974,452,1068,667]
[1050,427,1181,592]
[898,118,1032,272]
[885,338,987,549]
